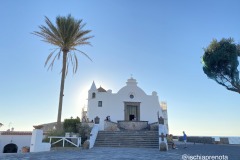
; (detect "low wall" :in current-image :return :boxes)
[178,136,214,144]
[81,122,94,128]
[0,131,32,153]
[178,136,240,144]
[117,121,148,130]
[228,137,240,144]
[104,121,120,131]
[149,122,158,131]
[89,124,99,149]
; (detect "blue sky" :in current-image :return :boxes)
[0,0,239,136]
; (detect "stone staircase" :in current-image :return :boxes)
[94,131,159,148]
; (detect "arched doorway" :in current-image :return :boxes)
[3,143,18,153]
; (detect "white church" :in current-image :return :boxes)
[85,77,168,131]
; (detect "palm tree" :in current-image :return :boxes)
[33,15,93,129]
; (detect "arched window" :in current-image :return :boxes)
[92,92,96,98]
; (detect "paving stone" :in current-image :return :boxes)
[0,144,239,160]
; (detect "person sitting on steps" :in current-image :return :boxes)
[167,134,177,149]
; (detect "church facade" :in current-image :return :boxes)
[86,77,168,131]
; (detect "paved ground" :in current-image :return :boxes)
[0,144,239,160]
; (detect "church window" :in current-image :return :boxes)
[98,101,102,107]
[92,92,96,98]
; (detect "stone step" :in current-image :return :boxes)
[96,139,158,141]
[98,131,158,133]
[97,134,158,136]
[96,137,158,140]
[94,142,159,145]
[97,137,157,139]
[96,139,157,142]
[95,142,158,145]
[97,134,158,137]
[94,144,158,148]
[96,139,158,142]
[97,133,158,136]
[95,131,159,148]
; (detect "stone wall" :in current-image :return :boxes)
[104,121,120,131]
[178,136,214,144]
[81,122,94,129]
[178,136,240,145]
[149,122,158,131]
[220,138,229,144]
[117,121,148,130]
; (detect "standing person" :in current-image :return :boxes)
[183,131,187,148]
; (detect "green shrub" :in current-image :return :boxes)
[63,117,81,133]
[45,117,93,145]
[43,129,65,147]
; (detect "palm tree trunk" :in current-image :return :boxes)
[57,51,67,129]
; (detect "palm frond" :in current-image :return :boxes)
[74,49,93,62]
[46,49,61,71]
[74,53,78,73]
[34,14,93,75]
[44,48,58,67]
[45,16,62,42]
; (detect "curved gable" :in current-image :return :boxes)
[117,78,147,97]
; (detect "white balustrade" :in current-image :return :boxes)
[89,124,99,149]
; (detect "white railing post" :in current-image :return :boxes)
[158,116,168,151]
[30,129,51,152]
